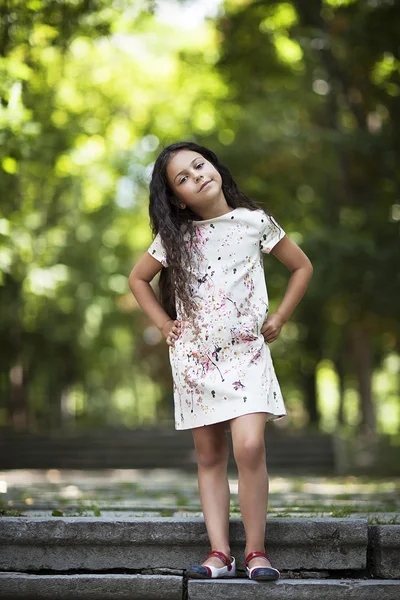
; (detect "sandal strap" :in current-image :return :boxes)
[206,550,232,566]
[245,551,271,567]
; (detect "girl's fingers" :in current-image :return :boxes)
[167,328,181,345]
[264,333,278,343]
[166,320,182,344]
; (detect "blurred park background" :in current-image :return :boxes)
[0,0,399,475]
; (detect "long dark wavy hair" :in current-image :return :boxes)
[149,141,272,321]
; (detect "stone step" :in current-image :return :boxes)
[6,508,399,521]
[1,518,398,579]
[0,574,399,600]
[188,579,400,600]
[0,517,366,572]
[0,573,181,600]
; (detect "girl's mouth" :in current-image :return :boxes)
[199,180,212,191]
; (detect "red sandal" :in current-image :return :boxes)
[245,551,280,581]
[186,550,236,579]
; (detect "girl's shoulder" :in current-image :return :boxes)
[235,206,267,222]
[237,206,280,224]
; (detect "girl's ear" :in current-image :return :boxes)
[169,193,184,210]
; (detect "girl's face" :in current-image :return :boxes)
[166,149,223,214]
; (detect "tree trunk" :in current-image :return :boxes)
[334,354,346,426]
[7,276,29,430]
[303,369,319,426]
[349,324,376,437]
[9,360,28,430]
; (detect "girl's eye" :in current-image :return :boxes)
[179,163,204,184]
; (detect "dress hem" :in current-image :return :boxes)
[174,409,287,431]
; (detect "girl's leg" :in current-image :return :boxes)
[229,412,273,569]
[191,421,231,567]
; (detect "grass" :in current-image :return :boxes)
[159,509,175,517]
[49,500,102,517]
[1,474,399,520]
[368,514,399,525]
[330,507,353,518]
[0,508,25,517]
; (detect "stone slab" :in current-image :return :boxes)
[188,579,400,600]
[0,573,182,599]
[0,518,367,572]
[1,574,399,600]
[369,525,400,579]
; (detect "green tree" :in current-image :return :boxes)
[207,0,400,436]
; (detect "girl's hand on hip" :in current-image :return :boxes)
[161,319,182,346]
[261,313,285,343]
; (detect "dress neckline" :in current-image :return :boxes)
[192,208,238,225]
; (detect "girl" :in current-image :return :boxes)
[128,141,313,581]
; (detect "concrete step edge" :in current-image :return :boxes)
[0,573,182,600]
[0,573,399,600]
[1,519,398,578]
[188,578,400,600]
[0,516,369,545]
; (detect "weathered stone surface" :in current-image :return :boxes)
[0,573,182,599]
[229,517,368,571]
[0,518,368,573]
[0,573,399,600]
[369,525,400,579]
[188,579,400,600]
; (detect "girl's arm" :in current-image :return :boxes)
[262,236,313,343]
[128,253,177,339]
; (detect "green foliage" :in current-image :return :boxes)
[330,506,353,518]
[209,0,400,433]
[368,514,399,525]
[0,0,398,435]
[50,503,101,517]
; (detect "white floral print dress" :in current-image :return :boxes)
[147,207,287,430]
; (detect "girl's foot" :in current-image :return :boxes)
[245,551,280,581]
[186,550,236,579]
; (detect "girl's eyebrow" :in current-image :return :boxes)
[174,157,202,182]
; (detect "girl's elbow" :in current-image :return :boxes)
[293,259,313,278]
[292,259,313,275]
[128,269,140,292]
[305,260,313,280]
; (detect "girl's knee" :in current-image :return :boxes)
[196,450,228,469]
[192,424,228,468]
[234,438,266,469]
[194,436,228,468]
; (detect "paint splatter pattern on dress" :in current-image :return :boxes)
[147,207,287,430]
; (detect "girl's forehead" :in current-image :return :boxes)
[167,150,203,178]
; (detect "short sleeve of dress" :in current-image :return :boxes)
[147,232,168,267]
[259,212,286,254]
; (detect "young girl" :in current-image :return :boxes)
[128,141,313,582]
